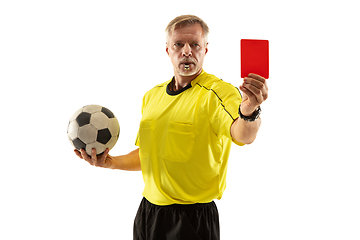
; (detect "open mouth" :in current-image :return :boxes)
[181,62,194,70]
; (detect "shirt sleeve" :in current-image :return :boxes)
[135,93,147,147]
[208,82,244,146]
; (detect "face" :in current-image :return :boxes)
[166,23,208,77]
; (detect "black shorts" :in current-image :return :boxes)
[133,197,220,240]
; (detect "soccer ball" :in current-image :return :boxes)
[67,105,120,155]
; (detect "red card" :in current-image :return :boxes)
[241,39,269,79]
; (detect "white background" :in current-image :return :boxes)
[1,0,359,239]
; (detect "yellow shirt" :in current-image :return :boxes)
[135,70,243,205]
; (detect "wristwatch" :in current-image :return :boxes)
[238,105,261,122]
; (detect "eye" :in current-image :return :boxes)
[174,43,183,47]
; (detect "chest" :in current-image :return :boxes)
[142,87,209,127]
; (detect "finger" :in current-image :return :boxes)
[263,82,269,100]
[240,91,249,101]
[98,148,109,167]
[239,85,258,104]
[91,148,98,166]
[244,77,265,90]
[248,73,266,83]
[241,83,264,104]
[74,149,83,159]
[243,77,268,101]
[80,149,93,165]
[264,82,269,100]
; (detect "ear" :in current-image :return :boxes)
[205,42,209,55]
[166,43,169,56]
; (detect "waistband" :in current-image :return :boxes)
[143,197,216,210]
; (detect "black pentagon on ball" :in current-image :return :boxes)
[97,128,112,144]
[101,107,115,118]
[76,112,91,127]
[72,138,86,150]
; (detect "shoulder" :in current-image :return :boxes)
[195,71,242,101]
[147,80,170,93]
[143,79,171,99]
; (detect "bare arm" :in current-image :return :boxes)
[112,148,141,171]
[231,73,268,144]
[75,148,141,171]
[231,116,261,144]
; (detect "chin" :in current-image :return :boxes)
[177,68,199,77]
[179,71,196,77]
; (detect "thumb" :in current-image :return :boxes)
[98,148,111,168]
[239,86,249,101]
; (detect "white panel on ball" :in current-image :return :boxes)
[90,112,109,129]
[83,105,102,114]
[67,121,79,140]
[108,118,120,136]
[78,125,98,144]
[85,142,106,156]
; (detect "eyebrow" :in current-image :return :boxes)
[173,39,201,44]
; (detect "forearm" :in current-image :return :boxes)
[231,117,261,144]
[111,148,141,171]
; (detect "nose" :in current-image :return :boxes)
[182,43,192,57]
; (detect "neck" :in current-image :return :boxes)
[173,68,202,91]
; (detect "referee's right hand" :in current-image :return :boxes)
[74,148,114,169]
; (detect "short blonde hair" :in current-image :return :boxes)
[165,15,209,43]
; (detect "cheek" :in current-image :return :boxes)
[169,54,180,66]
[169,52,181,62]
[195,52,205,63]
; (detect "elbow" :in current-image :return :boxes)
[233,134,257,145]
[241,136,257,145]
[231,117,261,145]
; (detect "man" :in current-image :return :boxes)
[75,15,268,240]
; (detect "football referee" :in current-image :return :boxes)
[75,15,269,240]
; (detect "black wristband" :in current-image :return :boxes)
[238,105,261,122]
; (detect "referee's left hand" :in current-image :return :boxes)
[239,73,268,116]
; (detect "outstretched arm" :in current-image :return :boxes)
[231,73,268,144]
